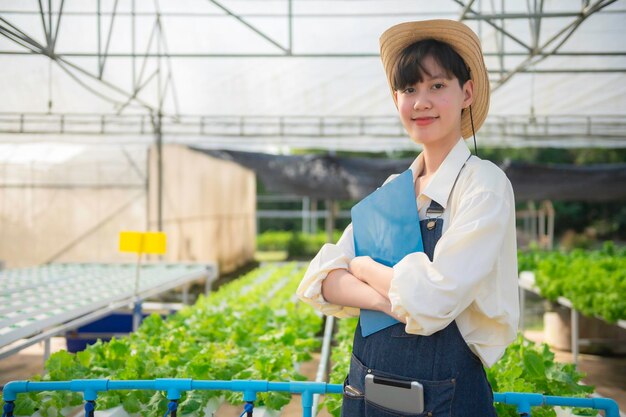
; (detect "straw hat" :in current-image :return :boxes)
[379,19,490,139]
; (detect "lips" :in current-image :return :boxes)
[412,116,438,126]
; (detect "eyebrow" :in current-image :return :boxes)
[424,73,450,80]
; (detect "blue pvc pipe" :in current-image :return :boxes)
[301,391,314,417]
[2,379,620,417]
[544,395,621,417]
[494,392,544,415]
[325,383,344,394]
[2,381,29,402]
[107,380,157,390]
[155,378,192,400]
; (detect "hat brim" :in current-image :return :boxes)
[380,20,490,139]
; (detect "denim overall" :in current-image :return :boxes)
[341,203,498,417]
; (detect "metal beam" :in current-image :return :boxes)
[50,0,65,54]
[452,0,532,51]
[3,10,626,19]
[51,60,126,106]
[37,0,50,50]
[133,20,159,103]
[98,0,120,78]
[208,0,288,53]
[3,51,626,58]
[54,55,157,110]
[151,112,164,232]
[2,113,625,145]
[116,69,159,115]
[131,0,136,90]
[97,0,101,73]
[288,0,293,53]
[153,0,181,117]
[493,0,619,90]
[0,25,44,55]
[0,16,45,51]
[458,0,477,21]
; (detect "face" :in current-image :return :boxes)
[394,55,473,148]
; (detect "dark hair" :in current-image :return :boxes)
[392,39,471,91]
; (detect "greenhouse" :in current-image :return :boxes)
[0,1,625,416]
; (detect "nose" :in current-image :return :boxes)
[412,90,432,111]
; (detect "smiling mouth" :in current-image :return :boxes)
[412,116,438,125]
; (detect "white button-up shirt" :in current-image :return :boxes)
[296,138,519,367]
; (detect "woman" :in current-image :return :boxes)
[297,20,519,416]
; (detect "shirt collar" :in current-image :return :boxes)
[408,139,471,209]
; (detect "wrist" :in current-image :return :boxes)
[371,296,391,313]
[349,256,369,282]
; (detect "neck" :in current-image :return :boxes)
[420,137,459,177]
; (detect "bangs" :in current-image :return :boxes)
[392,39,471,90]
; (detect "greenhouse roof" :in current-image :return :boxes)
[1,0,626,151]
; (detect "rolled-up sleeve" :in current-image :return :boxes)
[389,189,513,335]
[296,223,360,318]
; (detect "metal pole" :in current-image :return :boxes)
[546,200,555,250]
[133,251,143,332]
[538,206,546,248]
[302,196,309,234]
[325,200,336,243]
[205,264,218,296]
[311,199,317,234]
[146,146,151,231]
[156,112,163,231]
[528,201,537,243]
[519,287,526,331]
[182,284,189,305]
[288,0,293,54]
[132,297,142,332]
[571,308,579,366]
[311,315,334,415]
[43,338,51,366]
[131,0,136,90]
[96,0,101,74]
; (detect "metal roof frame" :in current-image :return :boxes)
[0,0,625,150]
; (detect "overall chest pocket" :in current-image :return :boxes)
[341,354,456,417]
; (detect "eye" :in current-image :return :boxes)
[432,83,445,90]
[397,87,415,94]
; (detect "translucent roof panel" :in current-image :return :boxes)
[0,0,625,150]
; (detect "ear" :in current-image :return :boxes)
[462,79,474,108]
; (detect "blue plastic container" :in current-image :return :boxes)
[65,312,161,352]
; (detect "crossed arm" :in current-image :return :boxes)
[322,256,406,323]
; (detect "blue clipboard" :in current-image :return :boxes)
[351,169,424,337]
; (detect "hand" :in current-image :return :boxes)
[348,256,374,281]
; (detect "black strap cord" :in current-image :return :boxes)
[469,105,478,157]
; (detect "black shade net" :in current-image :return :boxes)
[193,148,626,202]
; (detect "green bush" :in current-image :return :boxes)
[257,230,343,258]
[518,241,626,323]
[5,264,322,417]
[256,230,293,251]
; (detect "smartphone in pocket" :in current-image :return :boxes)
[364,374,424,414]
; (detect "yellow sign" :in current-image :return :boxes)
[119,231,167,255]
